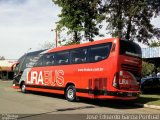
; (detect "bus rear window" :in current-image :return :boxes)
[120,40,142,58]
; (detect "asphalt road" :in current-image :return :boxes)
[0,80,159,120]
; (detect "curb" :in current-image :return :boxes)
[135,103,160,110]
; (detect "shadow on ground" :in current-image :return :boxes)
[19,90,148,109]
[134,95,160,105]
[79,98,142,109]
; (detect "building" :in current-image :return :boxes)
[0,60,17,80]
[142,46,160,75]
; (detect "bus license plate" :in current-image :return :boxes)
[127,93,132,97]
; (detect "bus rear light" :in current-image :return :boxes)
[113,72,119,89]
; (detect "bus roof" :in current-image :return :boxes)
[48,38,119,53]
[18,49,46,61]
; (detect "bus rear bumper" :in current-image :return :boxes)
[91,90,140,100]
[94,95,138,100]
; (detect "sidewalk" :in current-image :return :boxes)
[134,94,160,110]
[135,103,160,110]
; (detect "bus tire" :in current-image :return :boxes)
[21,82,26,93]
[65,85,76,102]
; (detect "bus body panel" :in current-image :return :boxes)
[18,38,141,100]
[24,56,115,98]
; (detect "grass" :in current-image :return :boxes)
[136,94,160,106]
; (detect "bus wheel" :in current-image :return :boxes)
[21,82,26,93]
[65,85,76,102]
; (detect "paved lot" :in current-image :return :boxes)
[0,80,159,120]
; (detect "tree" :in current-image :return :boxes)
[52,0,102,42]
[0,56,5,60]
[149,40,160,47]
[53,0,160,44]
[39,41,54,49]
[142,61,154,77]
[102,0,160,44]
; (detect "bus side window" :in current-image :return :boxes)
[56,51,69,65]
[34,55,44,67]
[89,43,112,62]
[44,53,55,66]
[71,48,87,64]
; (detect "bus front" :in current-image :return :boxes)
[111,39,142,100]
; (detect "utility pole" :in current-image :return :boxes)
[51,29,58,47]
[55,29,58,47]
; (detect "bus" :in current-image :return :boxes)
[17,38,142,101]
[13,50,45,89]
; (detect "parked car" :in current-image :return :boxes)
[141,77,160,94]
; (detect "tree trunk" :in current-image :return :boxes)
[74,31,78,42]
[117,0,123,38]
[125,16,132,40]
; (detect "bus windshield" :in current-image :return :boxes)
[120,40,142,58]
[25,55,42,68]
[19,50,46,71]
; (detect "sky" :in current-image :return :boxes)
[0,0,60,59]
[0,0,159,59]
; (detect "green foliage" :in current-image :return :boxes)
[142,61,154,77]
[52,0,102,42]
[138,94,160,106]
[0,56,5,60]
[58,37,80,46]
[52,0,160,44]
[63,40,80,46]
[149,40,160,47]
[102,0,160,44]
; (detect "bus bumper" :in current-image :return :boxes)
[92,90,140,100]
